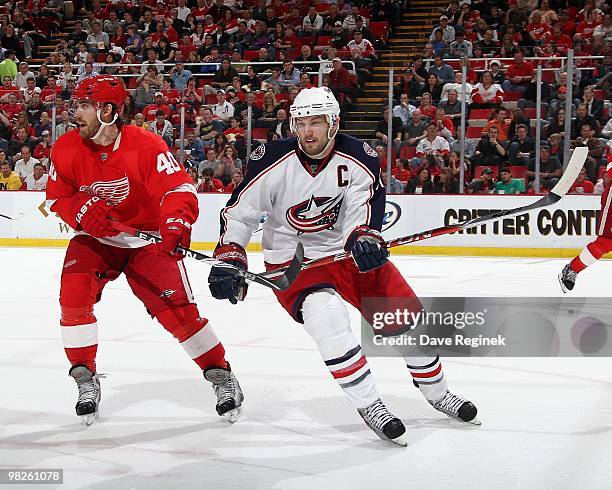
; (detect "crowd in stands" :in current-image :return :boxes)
[380,0,611,194]
[0,0,610,196]
[0,0,401,191]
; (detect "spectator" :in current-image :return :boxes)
[394,69,424,102]
[527,143,562,189]
[328,58,356,106]
[186,132,206,163]
[433,107,455,139]
[572,124,605,182]
[14,63,35,90]
[347,30,376,77]
[581,86,604,121]
[430,29,448,56]
[371,0,399,26]
[33,112,52,138]
[68,21,89,51]
[489,60,506,85]
[404,109,429,146]
[0,161,21,190]
[55,111,76,138]
[405,166,434,194]
[14,145,40,180]
[132,113,152,131]
[430,15,455,43]
[150,110,174,146]
[198,167,224,192]
[375,107,403,155]
[261,67,283,93]
[34,130,52,167]
[428,55,455,84]
[571,103,600,139]
[477,29,500,56]
[467,167,495,194]
[24,162,48,190]
[235,92,263,122]
[502,51,535,94]
[450,126,477,159]
[224,116,245,143]
[210,89,234,126]
[77,62,100,83]
[381,167,405,194]
[199,148,220,174]
[270,109,291,138]
[258,91,280,126]
[224,169,244,193]
[471,71,504,108]
[433,168,460,194]
[278,60,300,90]
[473,126,507,170]
[508,124,535,166]
[196,107,224,144]
[417,92,436,120]
[449,31,473,57]
[9,127,36,159]
[203,58,240,95]
[440,70,473,104]
[413,123,450,169]
[569,167,595,194]
[303,6,324,35]
[87,22,110,52]
[439,89,462,126]
[393,93,417,128]
[143,92,171,121]
[483,107,510,142]
[424,73,444,105]
[295,45,320,74]
[494,167,523,194]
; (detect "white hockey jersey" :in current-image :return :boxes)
[219,134,384,264]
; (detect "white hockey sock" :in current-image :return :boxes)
[404,355,447,402]
[302,289,380,409]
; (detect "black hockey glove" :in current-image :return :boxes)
[208,243,248,304]
[345,226,389,273]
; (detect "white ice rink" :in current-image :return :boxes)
[1,248,612,490]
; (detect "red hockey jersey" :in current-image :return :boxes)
[46,125,197,248]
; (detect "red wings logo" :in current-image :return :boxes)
[79,176,130,206]
[286,194,344,234]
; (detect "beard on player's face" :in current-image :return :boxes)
[297,115,332,157]
[75,102,101,139]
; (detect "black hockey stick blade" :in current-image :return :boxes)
[0,212,24,221]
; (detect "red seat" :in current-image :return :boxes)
[242,50,259,61]
[358,8,370,18]
[521,107,546,119]
[315,4,330,13]
[598,166,607,180]
[276,93,290,101]
[469,108,493,119]
[369,21,389,43]
[315,36,331,48]
[300,36,314,47]
[474,165,498,179]
[399,146,416,159]
[504,91,523,101]
[447,60,460,70]
[594,89,606,101]
[466,126,483,138]
[205,94,217,104]
[510,166,527,179]
[251,127,269,141]
[127,77,138,89]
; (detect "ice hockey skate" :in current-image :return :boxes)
[204,364,244,423]
[357,399,407,446]
[430,390,481,425]
[69,365,101,426]
[558,264,577,293]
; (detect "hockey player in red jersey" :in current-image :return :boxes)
[560,165,612,292]
[207,87,479,446]
[46,75,243,425]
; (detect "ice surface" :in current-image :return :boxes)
[1,248,611,490]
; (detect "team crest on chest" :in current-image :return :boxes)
[286,194,344,234]
[100,153,108,161]
[80,176,130,206]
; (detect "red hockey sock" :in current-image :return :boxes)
[570,236,612,273]
[157,306,228,370]
[60,306,99,372]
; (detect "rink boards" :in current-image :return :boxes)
[0,191,606,258]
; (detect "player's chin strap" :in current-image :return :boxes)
[90,106,118,141]
[295,115,339,160]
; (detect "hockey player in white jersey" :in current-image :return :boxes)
[208,87,479,446]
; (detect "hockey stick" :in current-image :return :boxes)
[261,147,589,277]
[110,221,304,291]
[0,212,25,221]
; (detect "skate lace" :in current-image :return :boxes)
[76,376,100,405]
[361,399,394,432]
[213,374,236,404]
[432,391,465,417]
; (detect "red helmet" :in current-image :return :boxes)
[72,75,127,110]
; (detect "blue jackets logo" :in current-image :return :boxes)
[286,194,344,234]
[382,201,402,231]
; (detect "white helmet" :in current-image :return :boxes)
[289,87,340,132]
[289,87,341,157]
